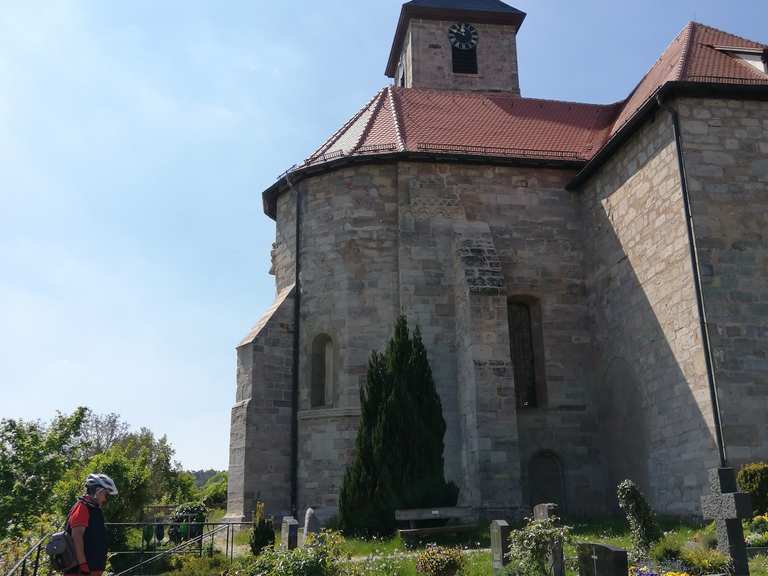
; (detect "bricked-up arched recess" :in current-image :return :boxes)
[507,296,547,408]
[528,451,565,510]
[310,334,335,408]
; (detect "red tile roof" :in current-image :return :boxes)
[273,21,767,206]
[611,22,768,134]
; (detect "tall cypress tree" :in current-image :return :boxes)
[339,315,458,536]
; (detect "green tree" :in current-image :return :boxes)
[0,407,87,538]
[339,315,458,536]
[54,444,151,546]
[200,471,227,508]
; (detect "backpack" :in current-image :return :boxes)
[46,505,79,573]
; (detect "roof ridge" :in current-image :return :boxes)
[675,22,697,81]
[349,90,388,155]
[387,87,406,152]
[306,89,385,161]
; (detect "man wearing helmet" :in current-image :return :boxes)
[65,474,118,576]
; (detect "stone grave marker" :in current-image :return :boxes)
[533,503,564,576]
[491,519,512,576]
[280,515,299,550]
[300,507,320,547]
[576,542,628,576]
[701,467,751,576]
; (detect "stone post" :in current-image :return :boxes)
[701,467,751,576]
[491,519,512,576]
[280,516,299,550]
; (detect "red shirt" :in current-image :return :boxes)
[68,501,91,529]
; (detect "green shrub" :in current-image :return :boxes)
[751,514,768,534]
[201,472,228,508]
[249,501,275,556]
[747,532,768,548]
[650,533,685,563]
[738,462,768,515]
[693,523,717,550]
[506,516,572,576]
[617,480,662,559]
[339,316,458,536]
[251,530,347,576]
[679,545,731,576]
[415,545,464,576]
[166,555,227,576]
[169,502,207,543]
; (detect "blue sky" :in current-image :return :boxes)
[2,0,767,471]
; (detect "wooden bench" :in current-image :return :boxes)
[395,507,479,545]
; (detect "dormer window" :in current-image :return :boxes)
[714,45,768,74]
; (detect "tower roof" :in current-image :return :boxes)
[385,0,526,77]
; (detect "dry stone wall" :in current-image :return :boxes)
[678,97,768,466]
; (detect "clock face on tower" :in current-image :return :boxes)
[448,23,479,50]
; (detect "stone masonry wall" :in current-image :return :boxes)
[293,165,400,521]
[405,19,520,93]
[397,161,603,516]
[581,109,719,515]
[677,97,768,466]
[226,285,295,521]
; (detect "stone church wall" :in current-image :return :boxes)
[677,97,768,467]
[226,285,295,521]
[396,161,603,516]
[581,110,719,515]
[290,165,401,519]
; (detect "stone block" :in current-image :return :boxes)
[576,543,628,576]
[280,516,299,550]
[491,520,511,576]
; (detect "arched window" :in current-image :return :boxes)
[311,334,334,408]
[508,296,546,408]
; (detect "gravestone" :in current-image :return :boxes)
[533,503,564,576]
[491,519,512,576]
[576,543,628,576]
[701,467,751,576]
[280,516,299,550]
[300,507,320,547]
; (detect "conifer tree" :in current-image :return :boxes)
[339,315,458,536]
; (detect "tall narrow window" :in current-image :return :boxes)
[452,46,478,74]
[311,334,334,408]
[508,297,546,408]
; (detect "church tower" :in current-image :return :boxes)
[385,0,526,93]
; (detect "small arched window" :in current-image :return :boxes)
[311,334,334,408]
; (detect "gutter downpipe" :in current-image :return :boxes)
[656,94,728,468]
[286,169,301,518]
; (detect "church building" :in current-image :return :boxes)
[226,0,768,522]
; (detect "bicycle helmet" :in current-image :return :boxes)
[85,473,119,495]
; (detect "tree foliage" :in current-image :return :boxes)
[0,407,88,538]
[77,411,130,460]
[738,462,768,516]
[200,471,228,508]
[339,315,458,536]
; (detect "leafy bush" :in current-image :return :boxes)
[505,516,571,576]
[650,533,685,563]
[339,316,458,536]
[166,555,227,576]
[617,480,662,559]
[751,514,768,534]
[747,532,768,548]
[692,523,717,551]
[738,462,768,515]
[679,545,730,576]
[415,545,464,576]
[251,530,347,576]
[249,501,275,556]
[169,502,207,543]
